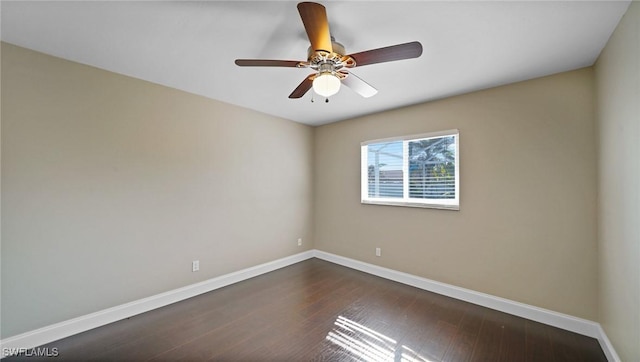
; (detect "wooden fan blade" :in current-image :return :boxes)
[348,41,423,67]
[342,71,378,98]
[289,75,314,98]
[297,2,333,53]
[235,59,302,67]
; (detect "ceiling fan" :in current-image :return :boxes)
[235,2,423,100]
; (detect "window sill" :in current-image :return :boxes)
[361,199,459,211]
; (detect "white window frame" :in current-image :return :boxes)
[361,129,460,210]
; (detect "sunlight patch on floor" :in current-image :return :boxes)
[326,315,433,362]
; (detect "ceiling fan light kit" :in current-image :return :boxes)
[312,65,341,97]
[235,1,423,100]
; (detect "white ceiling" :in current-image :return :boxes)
[1,1,631,126]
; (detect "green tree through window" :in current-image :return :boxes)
[409,136,455,199]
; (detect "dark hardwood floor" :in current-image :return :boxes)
[8,258,606,361]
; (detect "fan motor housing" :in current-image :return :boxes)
[306,40,356,72]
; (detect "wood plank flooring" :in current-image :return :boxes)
[6,258,606,361]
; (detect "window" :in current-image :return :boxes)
[361,130,459,210]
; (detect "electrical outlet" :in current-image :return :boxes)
[298,238,303,246]
[376,248,381,257]
[192,260,200,272]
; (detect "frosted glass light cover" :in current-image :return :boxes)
[313,73,341,97]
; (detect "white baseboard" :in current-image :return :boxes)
[0,250,315,358]
[596,324,622,362]
[1,249,620,361]
[312,250,620,362]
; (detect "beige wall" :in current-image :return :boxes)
[595,1,640,361]
[0,43,314,338]
[315,68,598,320]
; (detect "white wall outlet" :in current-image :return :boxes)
[298,238,303,246]
[376,248,381,257]
[192,260,200,272]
